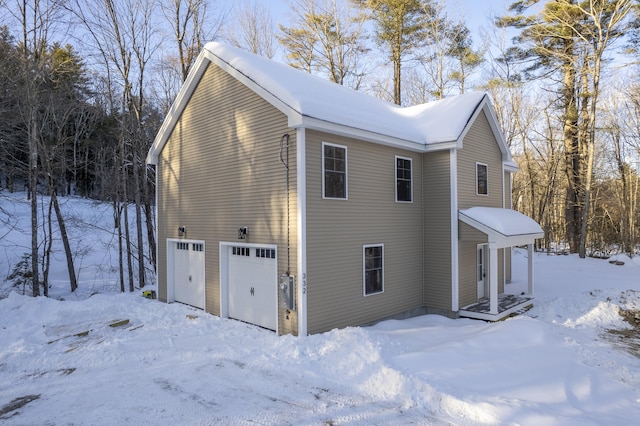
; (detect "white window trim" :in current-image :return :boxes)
[395,155,413,203]
[362,243,384,297]
[322,141,348,200]
[476,162,489,196]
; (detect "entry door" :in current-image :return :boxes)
[477,244,487,299]
[228,246,277,330]
[173,241,205,309]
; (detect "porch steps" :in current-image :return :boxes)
[501,303,534,321]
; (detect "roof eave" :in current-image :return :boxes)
[456,96,514,164]
[294,115,458,153]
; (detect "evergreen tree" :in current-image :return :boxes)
[352,0,433,105]
[497,0,636,256]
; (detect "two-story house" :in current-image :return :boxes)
[146,42,543,335]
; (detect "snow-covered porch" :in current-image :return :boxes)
[458,207,544,321]
[460,293,534,321]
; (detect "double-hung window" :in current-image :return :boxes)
[476,162,488,196]
[396,156,412,202]
[363,244,384,296]
[323,142,347,199]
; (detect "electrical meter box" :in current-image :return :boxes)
[279,274,295,310]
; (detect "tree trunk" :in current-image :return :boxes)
[393,49,401,105]
[143,165,156,270]
[51,189,78,291]
[42,196,54,297]
[561,53,580,253]
[134,156,145,288]
[30,119,39,297]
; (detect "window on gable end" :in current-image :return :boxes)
[396,156,412,202]
[323,142,347,199]
[476,163,488,196]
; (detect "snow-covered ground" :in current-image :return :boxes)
[1,192,639,425]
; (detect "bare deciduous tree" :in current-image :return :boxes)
[279,0,370,89]
[224,0,276,58]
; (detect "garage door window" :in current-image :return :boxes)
[363,244,384,296]
[256,248,276,259]
[232,246,250,256]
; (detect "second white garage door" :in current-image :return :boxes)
[227,245,277,331]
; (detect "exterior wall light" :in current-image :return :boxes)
[238,227,248,239]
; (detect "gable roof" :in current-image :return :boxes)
[147,42,513,165]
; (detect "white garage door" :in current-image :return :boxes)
[173,241,205,309]
[228,245,277,331]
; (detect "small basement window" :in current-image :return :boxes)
[363,244,383,296]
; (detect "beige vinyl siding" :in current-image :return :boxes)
[305,129,424,334]
[458,223,486,306]
[457,111,503,210]
[459,224,504,307]
[457,111,504,306]
[422,150,453,312]
[157,62,299,334]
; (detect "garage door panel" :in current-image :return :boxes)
[172,241,205,309]
[227,245,277,330]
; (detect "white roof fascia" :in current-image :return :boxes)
[203,49,302,122]
[452,94,485,151]
[295,116,432,152]
[146,53,210,165]
[482,102,513,163]
[503,160,519,173]
[455,98,514,164]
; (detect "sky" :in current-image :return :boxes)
[223,0,513,46]
[273,0,508,30]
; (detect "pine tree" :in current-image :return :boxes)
[497,0,636,256]
[352,0,432,105]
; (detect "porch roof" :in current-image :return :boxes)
[459,207,544,248]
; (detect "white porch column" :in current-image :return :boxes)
[490,245,498,315]
[528,244,534,296]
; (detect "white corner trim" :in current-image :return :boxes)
[450,149,459,312]
[297,128,308,336]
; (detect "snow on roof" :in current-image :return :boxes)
[147,42,510,164]
[205,42,487,146]
[459,207,543,244]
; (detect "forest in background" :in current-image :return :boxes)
[1,0,639,297]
